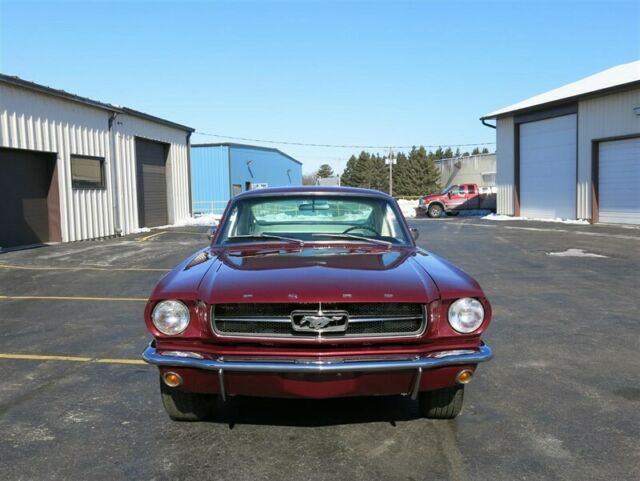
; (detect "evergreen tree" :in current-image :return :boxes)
[316,164,334,178]
[392,151,410,197]
[481,147,489,154]
[342,146,441,196]
[340,154,360,187]
[471,147,480,155]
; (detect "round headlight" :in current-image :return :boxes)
[152,300,190,335]
[448,298,484,333]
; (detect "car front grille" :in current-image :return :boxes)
[211,303,427,339]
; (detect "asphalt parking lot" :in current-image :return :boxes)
[0,218,638,481]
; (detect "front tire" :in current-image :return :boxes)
[160,377,215,421]
[427,204,444,218]
[419,385,464,419]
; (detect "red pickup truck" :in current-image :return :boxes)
[416,183,497,218]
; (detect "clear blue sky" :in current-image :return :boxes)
[1,0,638,173]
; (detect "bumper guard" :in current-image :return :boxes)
[142,341,493,401]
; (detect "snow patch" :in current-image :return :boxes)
[547,248,607,258]
[173,213,222,227]
[396,199,417,219]
[483,213,589,225]
[144,213,222,231]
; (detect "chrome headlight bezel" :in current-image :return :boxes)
[152,300,190,335]
[448,298,485,334]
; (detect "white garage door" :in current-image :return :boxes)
[599,138,640,224]
[520,114,577,219]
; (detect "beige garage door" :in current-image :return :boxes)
[520,114,577,219]
[599,138,640,224]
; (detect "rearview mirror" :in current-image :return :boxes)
[299,202,330,211]
[410,228,419,241]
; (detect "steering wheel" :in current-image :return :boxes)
[342,226,380,236]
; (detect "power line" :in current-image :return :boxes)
[194,130,495,150]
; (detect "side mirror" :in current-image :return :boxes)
[207,225,217,240]
[447,192,452,198]
[410,228,419,241]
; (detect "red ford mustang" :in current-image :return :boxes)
[143,187,493,421]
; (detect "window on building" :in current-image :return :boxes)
[71,155,105,189]
[232,184,242,196]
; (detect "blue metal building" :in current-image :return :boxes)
[191,143,303,215]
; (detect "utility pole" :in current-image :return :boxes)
[385,147,396,196]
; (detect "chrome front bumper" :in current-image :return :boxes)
[143,341,493,374]
[143,341,493,401]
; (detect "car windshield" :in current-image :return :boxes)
[216,195,411,245]
[442,185,458,194]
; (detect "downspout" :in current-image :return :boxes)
[481,118,496,129]
[108,112,123,236]
[186,131,193,216]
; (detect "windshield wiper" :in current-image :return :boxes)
[226,234,304,246]
[311,233,392,247]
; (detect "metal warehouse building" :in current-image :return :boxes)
[481,60,640,224]
[190,143,302,214]
[0,75,194,249]
[436,153,496,189]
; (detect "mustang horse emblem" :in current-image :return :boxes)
[300,315,343,330]
[291,309,349,333]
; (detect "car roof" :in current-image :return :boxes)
[233,186,394,200]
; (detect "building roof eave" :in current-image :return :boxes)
[0,73,194,133]
[480,60,640,120]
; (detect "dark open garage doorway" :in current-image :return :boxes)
[0,147,61,249]
[135,138,169,228]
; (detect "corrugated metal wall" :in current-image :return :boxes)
[493,88,640,220]
[0,83,114,242]
[495,116,515,215]
[191,145,230,213]
[113,114,191,233]
[577,88,640,219]
[189,145,303,214]
[0,82,192,242]
[229,146,303,190]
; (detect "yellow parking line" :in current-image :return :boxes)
[0,264,169,272]
[0,353,147,365]
[0,353,92,362]
[139,231,166,241]
[0,295,147,302]
[94,358,147,365]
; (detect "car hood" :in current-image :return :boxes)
[195,247,440,304]
[150,246,485,304]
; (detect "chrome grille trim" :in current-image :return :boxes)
[211,303,427,340]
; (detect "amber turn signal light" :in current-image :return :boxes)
[456,369,473,384]
[163,371,183,387]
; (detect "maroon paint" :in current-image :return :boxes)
[145,187,492,398]
[159,365,475,398]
